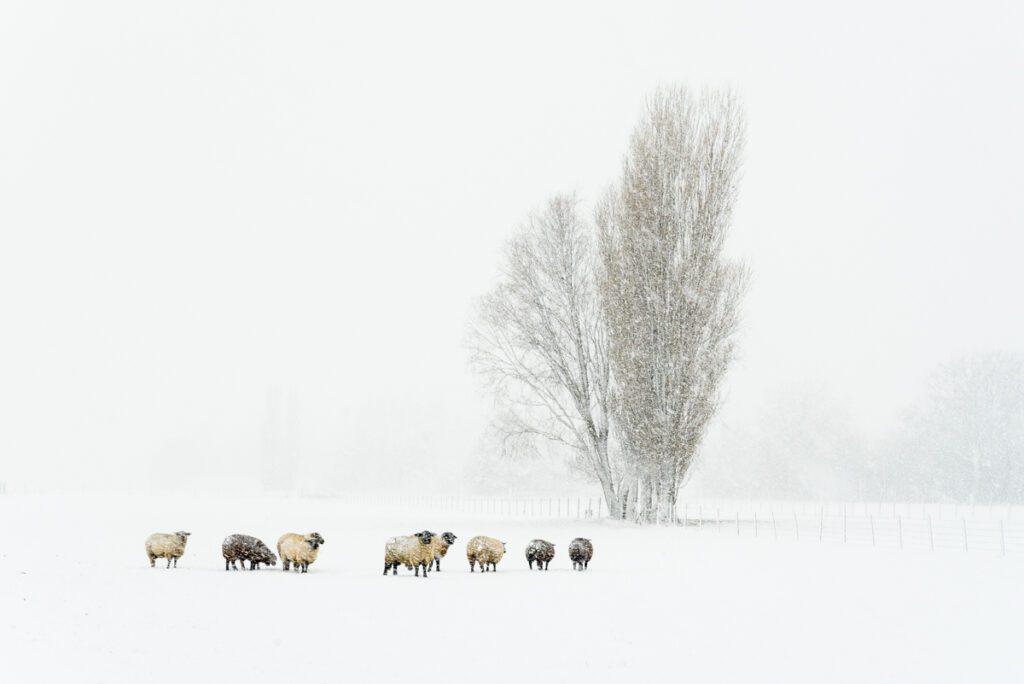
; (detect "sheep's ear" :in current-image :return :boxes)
[414,532,423,537]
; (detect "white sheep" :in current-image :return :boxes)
[427,531,457,571]
[145,531,191,568]
[466,535,506,572]
[383,531,434,578]
[277,532,324,573]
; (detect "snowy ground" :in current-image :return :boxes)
[2,494,1022,683]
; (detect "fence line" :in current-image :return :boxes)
[334,493,1024,556]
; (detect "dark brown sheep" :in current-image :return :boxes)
[525,539,555,570]
[568,537,593,571]
[222,534,277,571]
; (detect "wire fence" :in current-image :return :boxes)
[337,493,1024,556]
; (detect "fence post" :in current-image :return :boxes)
[1000,520,1006,556]
[794,512,799,541]
[962,519,968,552]
[717,508,721,534]
[736,510,740,536]
[869,514,875,547]
[897,516,903,550]
[928,515,934,551]
[818,507,824,542]
[771,511,777,540]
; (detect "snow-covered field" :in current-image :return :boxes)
[2,494,1022,683]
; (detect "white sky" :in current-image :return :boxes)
[1,1,1022,490]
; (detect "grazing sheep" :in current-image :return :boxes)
[525,539,555,570]
[427,531,457,572]
[467,536,506,572]
[145,531,191,568]
[277,532,325,573]
[222,534,277,571]
[568,537,593,570]
[383,531,434,578]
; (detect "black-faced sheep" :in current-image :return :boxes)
[277,532,324,573]
[569,537,593,570]
[145,531,191,568]
[222,534,277,571]
[525,539,555,570]
[428,531,457,571]
[383,531,434,578]
[467,535,506,572]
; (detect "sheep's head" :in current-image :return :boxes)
[306,533,324,550]
[175,531,191,543]
[257,546,277,565]
[414,531,434,545]
[501,541,507,552]
[441,532,457,545]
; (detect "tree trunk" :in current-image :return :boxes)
[591,437,621,518]
[620,476,639,521]
[596,475,620,519]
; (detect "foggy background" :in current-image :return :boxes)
[1,1,1021,497]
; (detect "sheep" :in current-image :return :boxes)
[427,531,457,572]
[383,531,434,578]
[145,531,191,568]
[222,534,277,571]
[466,535,506,572]
[525,539,555,570]
[277,532,324,573]
[568,537,593,570]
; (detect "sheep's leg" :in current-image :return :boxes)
[584,561,588,570]
[421,561,428,578]
[149,556,156,568]
[282,560,289,571]
[469,559,475,572]
[173,557,178,568]
[225,559,229,571]
[383,563,390,576]
[166,558,171,569]
[545,561,550,570]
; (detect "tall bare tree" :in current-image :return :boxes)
[469,195,623,515]
[597,86,748,522]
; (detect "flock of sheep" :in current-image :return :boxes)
[144,530,594,577]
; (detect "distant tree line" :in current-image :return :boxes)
[691,352,1024,505]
